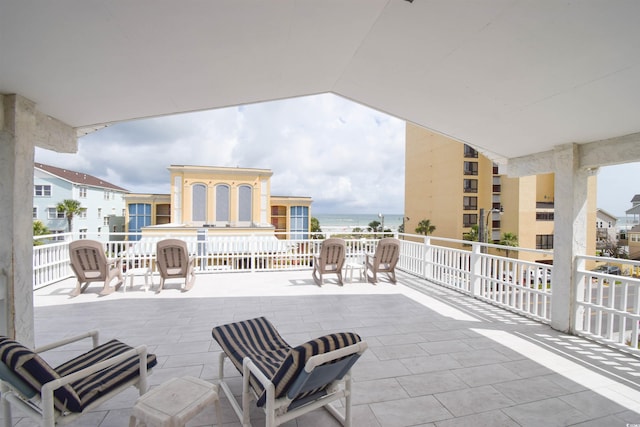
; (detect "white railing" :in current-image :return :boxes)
[32,231,640,355]
[575,255,640,354]
[397,235,553,322]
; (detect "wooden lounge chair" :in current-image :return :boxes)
[68,239,123,297]
[156,239,196,292]
[0,330,156,427]
[312,238,346,286]
[365,237,400,284]
[211,317,367,427]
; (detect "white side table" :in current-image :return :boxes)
[124,266,152,292]
[129,376,222,427]
[345,261,365,282]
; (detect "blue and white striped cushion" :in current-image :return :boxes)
[212,317,361,407]
[0,337,82,413]
[55,339,157,409]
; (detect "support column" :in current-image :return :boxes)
[0,94,76,347]
[0,95,36,346]
[551,144,591,333]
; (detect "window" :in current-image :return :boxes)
[78,186,87,198]
[104,190,111,200]
[192,184,207,222]
[98,208,102,218]
[463,196,477,210]
[536,234,554,249]
[103,216,110,226]
[463,179,478,193]
[463,144,478,158]
[238,185,252,223]
[463,214,477,227]
[216,184,230,222]
[290,206,309,240]
[79,228,87,239]
[128,203,151,241]
[79,208,87,219]
[33,207,37,219]
[35,185,51,197]
[47,207,65,219]
[536,212,554,221]
[463,161,478,175]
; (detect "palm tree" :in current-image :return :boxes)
[310,217,324,240]
[463,225,479,245]
[368,220,381,233]
[498,232,519,258]
[56,199,83,232]
[415,219,436,236]
[33,220,50,246]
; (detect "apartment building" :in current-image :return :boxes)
[404,123,596,262]
[34,163,128,237]
[125,165,312,239]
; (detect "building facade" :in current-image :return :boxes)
[404,124,596,262]
[33,163,128,238]
[125,165,312,239]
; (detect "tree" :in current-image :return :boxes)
[368,220,381,233]
[33,220,50,246]
[463,225,479,243]
[56,199,83,232]
[310,217,324,240]
[415,219,436,236]
[498,232,519,258]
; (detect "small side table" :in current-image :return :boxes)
[129,376,222,427]
[345,261,365,282]
[124,267,152,292]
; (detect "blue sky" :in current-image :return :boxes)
[34,93,638,217]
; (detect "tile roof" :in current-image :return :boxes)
[35,163,128,192]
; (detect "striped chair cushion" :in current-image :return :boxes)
[55,339,157,409]
[212,317,291,399]
[0,337,82,413]
[211,317,361,407]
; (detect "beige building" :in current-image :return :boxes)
[405,123,596,263]
[125,165,312,239]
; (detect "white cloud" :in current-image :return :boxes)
[35,93,406,214]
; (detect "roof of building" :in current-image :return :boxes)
[35,163,128,192]
[631,194,640,203]
[596,208,618,222]
[626,204,640,215]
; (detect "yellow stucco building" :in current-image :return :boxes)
[405,123,596,263]
[125,165,312,239]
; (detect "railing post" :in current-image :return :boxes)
[470,243,483,297]
[573,255,586,332]
[423,236,432,280]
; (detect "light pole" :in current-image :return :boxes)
[378,213,384,237]
[480,206,503,244]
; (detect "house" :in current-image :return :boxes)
[34,163,128,238]
[124,165,312,240]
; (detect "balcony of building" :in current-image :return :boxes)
[21,233,640,426]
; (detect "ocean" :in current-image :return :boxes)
[313,213,404,232]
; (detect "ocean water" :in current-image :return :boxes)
[314,213,404,232]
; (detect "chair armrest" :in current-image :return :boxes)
[39,345,149,424]
[35,330,100,353]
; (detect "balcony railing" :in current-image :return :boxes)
[32,231,640,356]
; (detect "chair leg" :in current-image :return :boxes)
[70,280,83,297]
[1,383,12,427]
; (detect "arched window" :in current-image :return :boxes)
[216,184,230,223]
[238,185,252,223]
[192,183,207,222]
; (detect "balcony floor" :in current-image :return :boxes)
[17,270,640,426]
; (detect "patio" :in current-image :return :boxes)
[15,269,640,426]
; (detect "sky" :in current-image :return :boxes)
[35,94,406,215]
[34,93,639,217]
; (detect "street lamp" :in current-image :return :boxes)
[479,206,503,244]
[378,213,384,236]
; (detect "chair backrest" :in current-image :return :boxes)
[156,239,189,276]
[69,240,108,281]
[374,238,400,268]
[0,337,82,412]
[318,238,346,270]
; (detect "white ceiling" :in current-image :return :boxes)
[2,0,640,162]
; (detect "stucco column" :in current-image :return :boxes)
[0,95,36,345]
[551,144,591,333]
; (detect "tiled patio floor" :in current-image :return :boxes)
[12,270,640,426]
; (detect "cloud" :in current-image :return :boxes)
[35,93,406,213]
